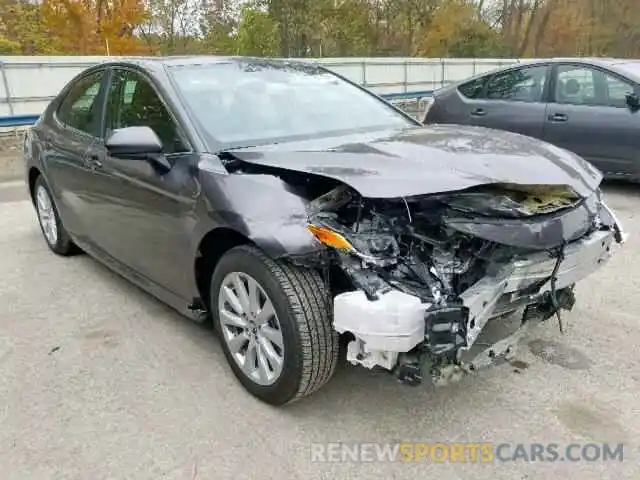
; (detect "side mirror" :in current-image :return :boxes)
[106,126,163,157]
[625,92,640,111]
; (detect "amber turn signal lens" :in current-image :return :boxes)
[307,224,354,251]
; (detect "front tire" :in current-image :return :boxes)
[210,245,339,406]
[33,176,78,256]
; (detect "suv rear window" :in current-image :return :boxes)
[458,77,488,99]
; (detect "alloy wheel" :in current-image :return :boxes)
[35,185,58,247]
[218,271,285,386]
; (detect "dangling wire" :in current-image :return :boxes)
[549,241,568,334]
[402,197,412,224]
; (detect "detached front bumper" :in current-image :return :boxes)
[460,228,615,348]
[333,225,619,378]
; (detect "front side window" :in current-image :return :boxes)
[168,61,415,148]
[105,69,187,154]
[57,70,105,136]
[604,73,635,108]
[486,65,549,103]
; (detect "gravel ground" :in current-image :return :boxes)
[0,133,24,182]
[0,179,638,480]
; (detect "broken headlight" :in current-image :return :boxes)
[307,223,399,265]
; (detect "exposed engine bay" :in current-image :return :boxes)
[304,182,624,386]
[221,153,625,387]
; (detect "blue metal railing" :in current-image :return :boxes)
[379,90,435,101]
[0,114,40,127]
[0,90,435,128]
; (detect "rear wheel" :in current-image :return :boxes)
[33,176,78,256]
[210,245,339,405]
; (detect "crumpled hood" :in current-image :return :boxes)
[227,124,602,199]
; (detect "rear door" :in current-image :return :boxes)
[465,64,551,139]
[42,68,109,241]
[541,63,640,178]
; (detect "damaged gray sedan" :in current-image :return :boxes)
[25,57,625,406]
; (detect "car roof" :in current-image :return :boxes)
[96,56,320,74]
[508,57,630,67]
[517,57,640,83]
[445,57,640,88]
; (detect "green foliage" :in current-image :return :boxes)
[236,5,279,56]
[0,0,61,54]
[0,0,638,58]
[318,0,376,56]
[0,36,21,54]
[416,1,507,57]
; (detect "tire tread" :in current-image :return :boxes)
[230,245,339,403]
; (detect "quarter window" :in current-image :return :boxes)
[486,65,548,102]
[105,69,187,154]
[57,70,105,136]
[458,77,488,99]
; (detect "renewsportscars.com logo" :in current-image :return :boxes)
[310,442,626,463]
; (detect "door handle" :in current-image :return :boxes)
[548,113,568,122]
[86,154,103,169]
[470,108,486,117]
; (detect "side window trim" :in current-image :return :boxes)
[53,68,109,140]
[105,66,193,154]
[97,67,115,139]
[550,62,636,108]
[484,64,552,104]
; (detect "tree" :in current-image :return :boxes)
[317,0,376,56]
[416,0,506,57]
[199,0,239,54]
[0,0,59,54]
[42,0,148,54]
[0,36,21,54]
[236,4,279,56]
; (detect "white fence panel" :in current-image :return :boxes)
[0,56,529,117]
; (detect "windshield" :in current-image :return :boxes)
[168,61,414,148]
[617,62,640,79]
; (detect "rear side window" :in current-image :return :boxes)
[458,77,488,99]
[486,65,549,102]
[553,65,635,108]
[554,66,597,105]
[56,70,105,136]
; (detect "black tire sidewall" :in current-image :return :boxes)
[210,246,305,405]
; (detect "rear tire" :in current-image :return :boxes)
[33,176,79,256]
[210,245,339,406]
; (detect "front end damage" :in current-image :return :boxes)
[305,182,625,386]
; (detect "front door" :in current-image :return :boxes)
[82,67,199,300]
[541,63,640,178]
